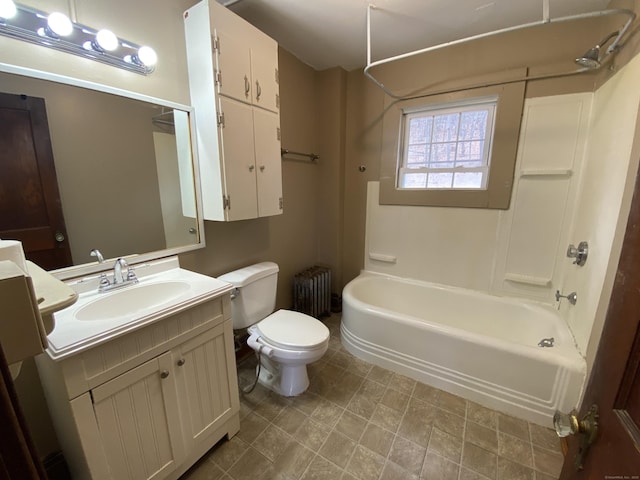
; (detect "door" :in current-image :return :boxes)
[250,40,279,113]
[560,166,640,476]
[214,28,252,104]
[218,96,258,220]
[91,352,185,480]
[253,107,283,217]
[174,320,239,445]
[0,92,72,270]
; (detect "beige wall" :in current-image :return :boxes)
[315,68,347,289]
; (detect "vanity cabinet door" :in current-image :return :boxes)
[174,319,239,445]
[91,352,184,480]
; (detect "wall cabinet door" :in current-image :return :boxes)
[254,108,283,217]
[219,96,258,220]
[91,352,184,480]
[214,26,278,114]
[214,28,252,104]
[174,320,238,445]
[251,42,279,113]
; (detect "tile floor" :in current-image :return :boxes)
[181,314,565,480]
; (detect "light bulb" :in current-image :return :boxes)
[0,0,17,19]
[47,12,73,37]
[137,46,157,66]
[96,29,118,51]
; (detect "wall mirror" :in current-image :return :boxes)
[0,69,204,279]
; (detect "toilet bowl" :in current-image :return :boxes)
[218,262,330,396]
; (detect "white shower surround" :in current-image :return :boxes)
[341,272,586,426]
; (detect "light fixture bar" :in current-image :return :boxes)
[0,2,156,75]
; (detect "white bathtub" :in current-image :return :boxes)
[341,271,586,426]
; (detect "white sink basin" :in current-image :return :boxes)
[75,281,191,321]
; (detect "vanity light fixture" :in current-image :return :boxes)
[0,0,16,19]
[0,1,157,75]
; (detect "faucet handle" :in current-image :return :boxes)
[126,266,138,283]
[97,273,111,292]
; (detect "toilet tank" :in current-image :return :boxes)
[218,262,279,329]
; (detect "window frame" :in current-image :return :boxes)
[398,97,497,191]
[379,82,526,209]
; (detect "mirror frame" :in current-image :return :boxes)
[0,61,206,280]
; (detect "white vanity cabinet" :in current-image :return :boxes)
[36,293,240,480]
[184,0,283,221]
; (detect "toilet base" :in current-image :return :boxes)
[257,356,310,397]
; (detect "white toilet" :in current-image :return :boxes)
[219,262,330,396]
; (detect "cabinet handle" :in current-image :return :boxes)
[160,370,170,379]
[249,165,255,172]
[260,165,265,172]
[256,80,261,100]
[177,358,186,366]
[244,75,250,97]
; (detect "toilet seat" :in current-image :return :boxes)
[255,309,329,351]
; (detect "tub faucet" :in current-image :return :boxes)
[555,290,578,305]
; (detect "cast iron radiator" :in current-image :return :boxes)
[293,266,331,318]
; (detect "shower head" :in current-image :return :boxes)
[575,46,601,69]
[575,31,620,70]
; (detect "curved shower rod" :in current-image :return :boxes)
[364,1,636,100]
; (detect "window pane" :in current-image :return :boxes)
[453,172,484,188]
[408,116,432,144]
[427,172,453,188]
[407,144,429,166]
[430,142,456,164]
[456,140,485,162]
[401,172,428,188]
[432,113,459,142]
[459,110,488,140]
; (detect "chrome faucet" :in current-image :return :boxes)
[113,258,129,284]
[97,257,138,293]
[555,290,578,305]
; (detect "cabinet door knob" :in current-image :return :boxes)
[160,370,170,379]
[244,75,250,97]
[255,80,261,100]
[249,165,255,172]
[177,358,186,366]
[260,165,265,172]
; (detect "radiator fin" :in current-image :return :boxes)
[293,266,331,319]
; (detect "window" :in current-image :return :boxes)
[379,81,526,209]
[398,98,497,190]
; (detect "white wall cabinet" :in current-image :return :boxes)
[185,0,283,221]
[36,295,239,480]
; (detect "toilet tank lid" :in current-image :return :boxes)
[218,262,279,287]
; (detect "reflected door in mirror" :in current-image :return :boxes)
[0,92,72,270]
